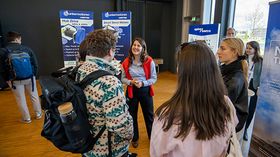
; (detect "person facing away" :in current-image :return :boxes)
[2,31,42,123]
[150,41,238,157]
[76,29,133,157]
[226,27,236,38]
[243,41,263,141]
[121,37,157,148]
[217,37,248,142]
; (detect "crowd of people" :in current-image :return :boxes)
[0,27,263,157]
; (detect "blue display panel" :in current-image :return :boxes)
[59,10,94,67]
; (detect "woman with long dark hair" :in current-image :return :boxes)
[243,41,263,141]
[150,42,237,157]
[122,37,157,148]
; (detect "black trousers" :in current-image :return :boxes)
[126,86,154,142]
[245,79,258,130]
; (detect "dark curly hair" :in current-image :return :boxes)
[128,38,148,65]
[85,29,117,58]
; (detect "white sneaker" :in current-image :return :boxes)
[35,113,42,120]
[20,119,32,124]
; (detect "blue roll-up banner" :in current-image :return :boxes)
[102,11,131,61]
[59,10,94,67]
[188,24,220,54]
[249,1,280,157]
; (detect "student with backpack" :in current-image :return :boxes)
[3,31,42,123]
[76,29,134,157]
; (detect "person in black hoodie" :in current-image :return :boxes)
[217,37,248,143]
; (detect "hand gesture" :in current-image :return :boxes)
[134,81,143,88]
[130,79,138,86]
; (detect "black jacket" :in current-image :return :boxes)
[220,60,248,132]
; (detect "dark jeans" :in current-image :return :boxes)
[245,79,258,130]
[126,86,154,142]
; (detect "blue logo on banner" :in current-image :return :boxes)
[189,24,219,36]
[102,11,131,61]
[63,10,69,16]
[60,10,94,67]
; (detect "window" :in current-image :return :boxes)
[234,0,274,55]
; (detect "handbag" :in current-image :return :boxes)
[226,128,243,157]
[226,102,243,157]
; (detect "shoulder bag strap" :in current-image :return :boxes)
[79,70,112,89]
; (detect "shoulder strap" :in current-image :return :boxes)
[66,64,82,80]
[79,70,112,89]
[69,64,82,75]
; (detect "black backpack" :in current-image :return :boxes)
[39,68,111,153]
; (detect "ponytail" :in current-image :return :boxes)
[241,60,248,83]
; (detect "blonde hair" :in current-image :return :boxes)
[222,38,248,82]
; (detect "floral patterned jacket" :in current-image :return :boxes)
[77,56,133,157]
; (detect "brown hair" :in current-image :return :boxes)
[78,40,87,62]
[246,41,263,63]
[156,42,231,140]
[85,29,117,58]
[7,31,21,42]
[128,38,148,65]
[222,38,248,81]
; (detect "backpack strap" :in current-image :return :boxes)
[70,64,82,75]
[79,70,112,89]
[108,131,112,157]
[92,125,106,147]
[31,77,34,92]
[79,70,112,155]
[67,64,82,80]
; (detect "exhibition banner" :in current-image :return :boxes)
[59,10,94,67]
[102,11,131,61]
[249,1,280,157]
[188,24,220,54]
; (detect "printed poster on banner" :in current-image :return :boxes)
[102,11,131,61]
[188,24,220,54]
[249,1,280,157]
[59,10,94,67]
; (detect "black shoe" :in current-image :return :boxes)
[131,140,139,148]
[243,131,248,141]
[128,152,137,157]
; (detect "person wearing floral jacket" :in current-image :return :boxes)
[77,29,133,157]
